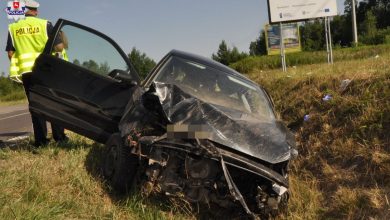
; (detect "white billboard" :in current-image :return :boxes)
[267,0,338,23]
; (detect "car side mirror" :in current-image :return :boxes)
[109,69,138,86]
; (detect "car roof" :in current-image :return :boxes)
[167,50,257,86]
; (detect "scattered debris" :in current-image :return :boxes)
[339,79,352,93]
[322,94,332,101]
[304,114,310,122]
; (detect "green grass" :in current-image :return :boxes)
[0,134,193,220]
[231,44,390,73]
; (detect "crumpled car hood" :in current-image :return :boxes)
[153,82,293,164]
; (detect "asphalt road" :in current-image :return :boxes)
[0,104,32,144]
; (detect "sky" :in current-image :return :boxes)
[0,0,346,75]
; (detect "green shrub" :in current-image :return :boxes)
[1,90,26,102]
[385,35,390,44]
[360,28,390,46]
[231,44,390,73]
[0,76,25,102]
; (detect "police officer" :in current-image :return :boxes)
[6,0,68,147]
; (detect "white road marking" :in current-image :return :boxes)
[7,135,30,142]
[0,112,29,121]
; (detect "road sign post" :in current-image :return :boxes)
[327,17,334,64]
[324,17,334,64]
[325,17,330,63]
[280,23,287,72]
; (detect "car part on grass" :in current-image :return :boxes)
[339,79,352,93]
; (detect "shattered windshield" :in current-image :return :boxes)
[154,57,275,120]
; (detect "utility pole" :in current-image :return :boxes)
[352,0,358,45]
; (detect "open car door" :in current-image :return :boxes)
[28,19,140,143]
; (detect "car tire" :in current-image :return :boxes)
[103,133,139,193]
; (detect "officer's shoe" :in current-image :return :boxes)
[34,138,49,147]
[55,136,69,144]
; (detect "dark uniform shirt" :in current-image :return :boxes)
[5,16,58,51]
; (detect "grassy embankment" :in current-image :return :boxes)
[0,46,389,219]
[246,51,390,219]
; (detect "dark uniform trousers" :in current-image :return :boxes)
[21,73,67,146]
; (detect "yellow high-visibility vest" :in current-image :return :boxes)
[9,17,48,78]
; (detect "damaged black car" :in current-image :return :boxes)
[27,19,297,219]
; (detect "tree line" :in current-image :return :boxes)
[213,0,390,65]
[71,47,156,80]
[71,0,390,74]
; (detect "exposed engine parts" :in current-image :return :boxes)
[136,144,289,219]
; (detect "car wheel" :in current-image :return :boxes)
[103,133,139,193]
